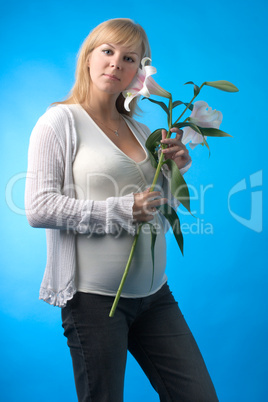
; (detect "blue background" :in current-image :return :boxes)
[1,0,267,400]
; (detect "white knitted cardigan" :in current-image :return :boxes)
[25,105,190,307]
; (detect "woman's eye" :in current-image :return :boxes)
[102,49,112,55]
[124,56,134,63]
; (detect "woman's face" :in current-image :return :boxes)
[87,42,142,97]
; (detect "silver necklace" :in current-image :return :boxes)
[96,116,122,136]
[85,107,122,136]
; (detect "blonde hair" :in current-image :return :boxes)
[57,18,151,116]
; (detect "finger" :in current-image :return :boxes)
[145,191,162,200]
[134,188,156,201]
[173,151,191,163]
[161,138,183,148]
[173,149,189,158]
[148,197,168,208]
[160,129,183,146]
[133,214,154,223]
[162,134,186,145]
[161,129,167,142]
[143,196,167,212]
[147,206,157,214]
[162,145,185,155]
[144,214,154,222]
[170,127,183,140]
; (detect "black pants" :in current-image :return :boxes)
[61,283,218,402]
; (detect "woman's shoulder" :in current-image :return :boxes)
[36,104,75,131]
[31,104,78,158]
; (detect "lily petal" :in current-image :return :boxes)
[123,92,137,112]
[123,57,170,112]
[182,101,223,149]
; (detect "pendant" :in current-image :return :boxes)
[114,130,119,136]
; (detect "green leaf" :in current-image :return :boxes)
[198,127,232,137]
[173,122,232,140]
[183,102,194,111]
[172,121,202,134]
[172,100,183,109]
[147,149,158,168]
[146,130,162,146]
[184,81,200,96]
[202,136,211,157]
[149,223,157,290]
[163,159,191,213]
[172,101,194,111]
[158,204,183,255]
[145,128,163,168]
[145,128,163,150]
[143,97,170,116]
[204,80,239,92]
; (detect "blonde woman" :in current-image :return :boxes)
[25,18,218,402]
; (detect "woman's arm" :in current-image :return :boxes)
[25,120,136,235]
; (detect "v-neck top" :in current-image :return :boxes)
[71,104,167,297]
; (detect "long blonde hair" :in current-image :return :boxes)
[57,18,151,117]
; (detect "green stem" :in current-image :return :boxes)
[109,95,176,317]
[150,96,173,192]
[150,151,165,192]
[173,83,205,126]
[109,225,141,317]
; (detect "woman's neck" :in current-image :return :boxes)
[84,92,120,121]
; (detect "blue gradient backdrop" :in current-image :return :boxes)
[1,0,267,401]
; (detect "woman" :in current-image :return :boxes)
[25,18,218,402]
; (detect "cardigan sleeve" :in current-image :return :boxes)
[25,114,136,236]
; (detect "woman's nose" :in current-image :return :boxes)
[110,64,120,70]
[110,58,121,69]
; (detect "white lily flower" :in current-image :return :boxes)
[182,101,223,149]
[123,57,171,112]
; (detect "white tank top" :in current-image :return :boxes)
[71,104,167,298]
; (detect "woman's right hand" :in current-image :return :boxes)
[133,189,167,222]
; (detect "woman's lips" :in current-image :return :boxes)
[103,74,120,81]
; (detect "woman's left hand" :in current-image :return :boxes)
[161,128,191,170]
